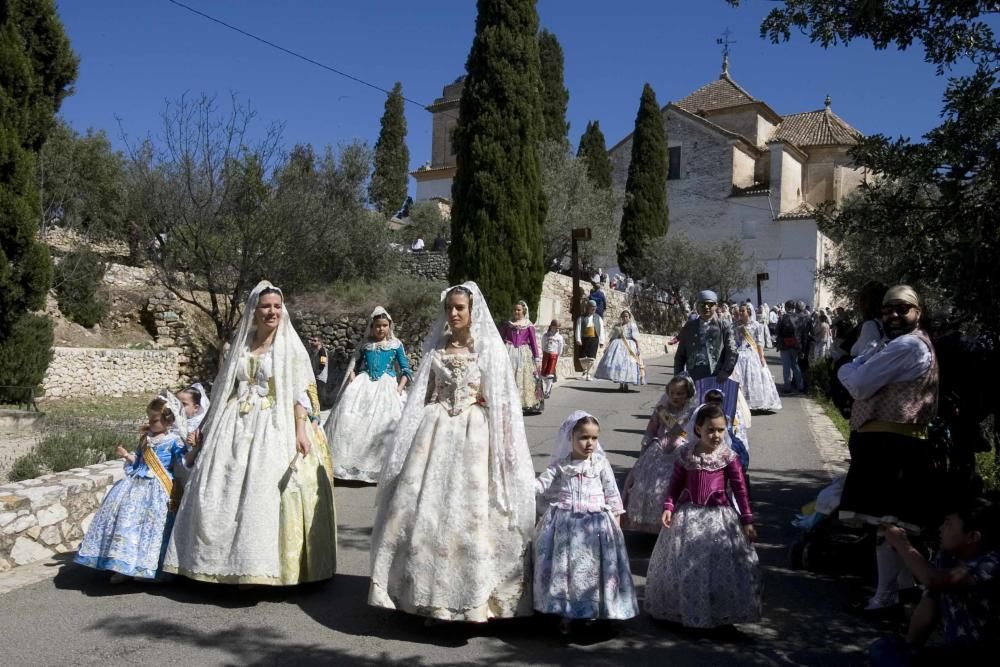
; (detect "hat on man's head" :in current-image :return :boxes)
[883,284,920,308]
[697,290,718,303]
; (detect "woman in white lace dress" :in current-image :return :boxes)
[594,310,645,392]
[368,282,536,622]
[731,305,782,412]
[163,281,336,585]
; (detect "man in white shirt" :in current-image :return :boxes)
[837,285,939,613]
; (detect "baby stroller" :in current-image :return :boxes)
[788,475,875,575]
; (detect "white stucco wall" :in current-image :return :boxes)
[609,108,832,308]
[414,176,453,202]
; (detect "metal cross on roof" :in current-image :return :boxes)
[717,28,736,75]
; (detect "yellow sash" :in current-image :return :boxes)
[142,437,181,512]
[743,328,763,359]
[624,336,645,379]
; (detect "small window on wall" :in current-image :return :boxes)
[668,146,681,180]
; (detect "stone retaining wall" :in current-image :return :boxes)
[42,347,180,399]
[397,251,449,281]
[0,461,124,571]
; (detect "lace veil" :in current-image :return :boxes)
[198,280,318,458]
[376,281,535,530]
[548,410,605,465]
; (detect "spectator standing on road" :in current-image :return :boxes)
[776,300,805,393]
[674,290,738,382]
[837,285,939,613]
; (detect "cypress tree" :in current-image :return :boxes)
[450,0,546,318]
[369,81,410,215]
[617,83,668,277]
[0,0,78,403]
[576,120,613,190]
[538,28,569,144]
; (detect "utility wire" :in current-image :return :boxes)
[164,0,446,114]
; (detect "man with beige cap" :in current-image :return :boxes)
[836,285,939,613]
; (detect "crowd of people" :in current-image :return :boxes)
[68,279,996,661]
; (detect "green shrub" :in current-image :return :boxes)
[809,356,836,399]
[977,451,1000,493]
[0,314,54,405]
[53,247,108,327]
[8,454,43,482]
[8,427,127,481]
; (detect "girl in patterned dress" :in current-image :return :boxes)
[622,375,698,534]
[645,403,761,628]
[75,397,192,583]
[534,411,639,633]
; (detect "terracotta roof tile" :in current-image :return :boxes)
[770,108,862,147]
[676,75,757,114]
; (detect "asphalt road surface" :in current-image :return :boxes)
[1,353,889,666]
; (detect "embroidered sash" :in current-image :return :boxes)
[142,438,181,512]
[624,336,645,379]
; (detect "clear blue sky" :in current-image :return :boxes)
[57,0,968,179]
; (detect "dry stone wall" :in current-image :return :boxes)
[42,347,180,399]
[0,461,124,571]
[397,251,449,281]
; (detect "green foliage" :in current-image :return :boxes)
[618,83,668,276]
[0,0,77,349]
[406,201,450,242]
[727,0,998,71]
[8,454,42,482]
[538,140,618,271]
[976,450,999,493]
[53,247,108,327]
[125,94,385,346]
[8,426,124,481]
[369,82,410,215]
[733,2,1000,330]
[0,314,53,404]
[39,119,128,240]
[577,120,613,190]
[635,233,756,303]
[450,0,546,318]
[538,28,569,144]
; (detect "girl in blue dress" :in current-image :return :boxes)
[325,307,413,482]
[534,410,639,633]
[75,397,191,583]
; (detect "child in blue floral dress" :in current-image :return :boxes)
[534,410,639,632]
[75,397,192,583]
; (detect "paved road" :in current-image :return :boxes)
[1,354,886,666]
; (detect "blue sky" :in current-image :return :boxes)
[57,0,969,177]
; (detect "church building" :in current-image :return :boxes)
[414,60,864,307]
[608,59,865,307]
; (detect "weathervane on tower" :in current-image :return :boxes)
[717,28,736,76]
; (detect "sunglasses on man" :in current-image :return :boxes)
[881,303,917,316]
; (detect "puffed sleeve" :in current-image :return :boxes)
[663,460,686,512]
[599,457,625,515]
[535,463,560,504]
[395,343,414,380]
[528,325,540,361]
[725,459,754,525]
